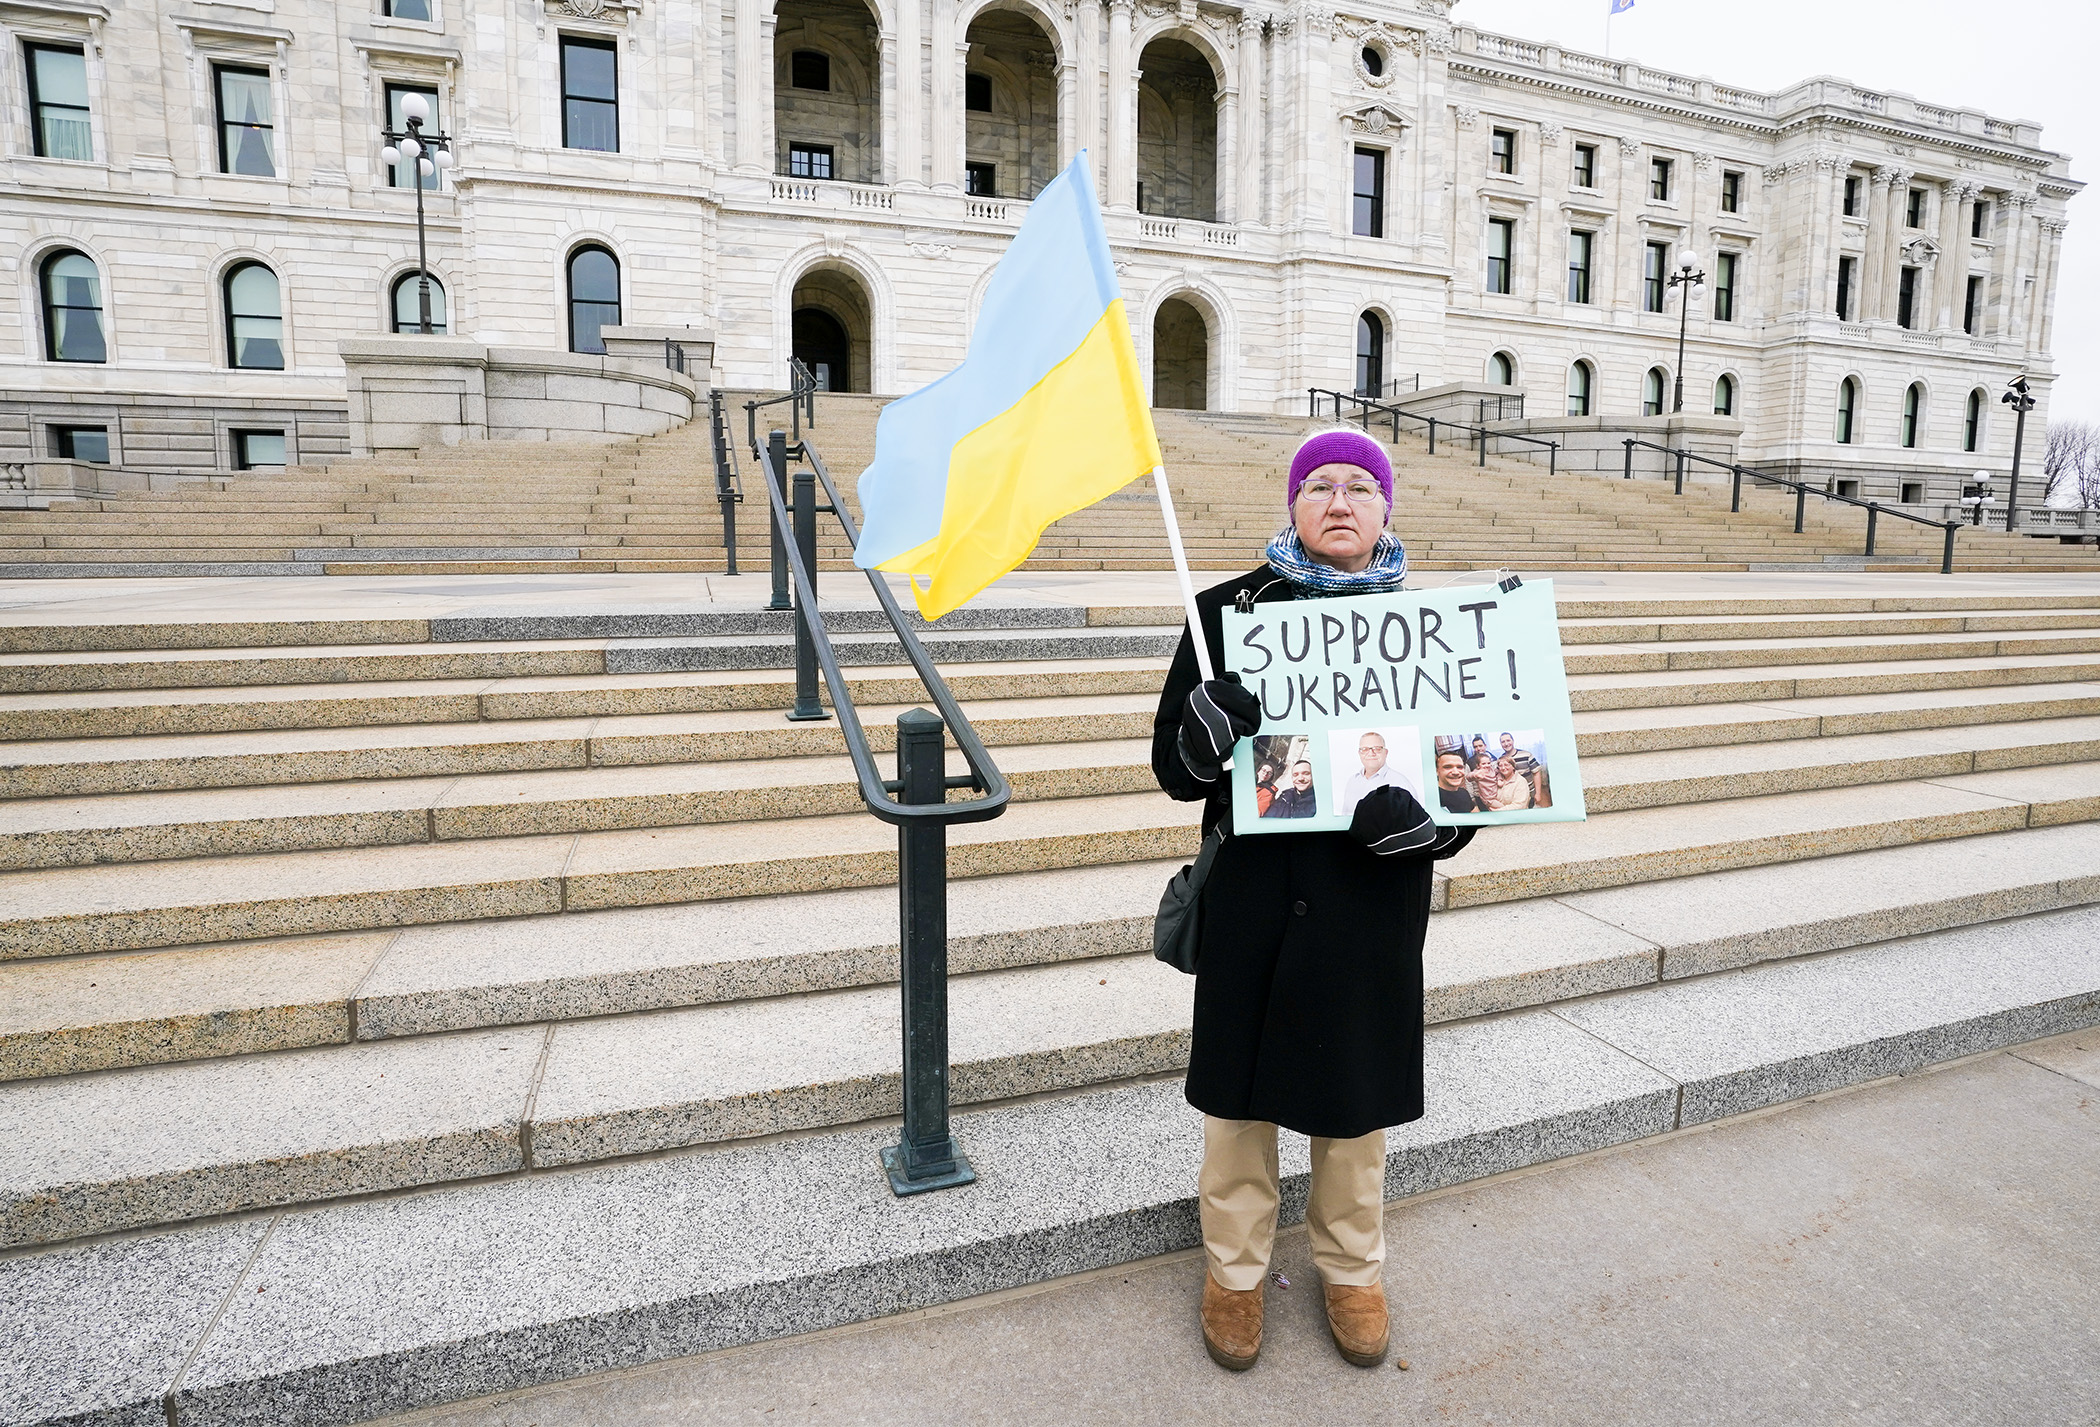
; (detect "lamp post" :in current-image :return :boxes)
[2001,374,2036,533]
[1964,469,1995,527]
[1668,252,1707,414]
[378,93,453,335]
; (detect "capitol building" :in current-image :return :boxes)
[0,0,2080,505]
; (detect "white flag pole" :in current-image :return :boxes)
[1150,464,1215,683]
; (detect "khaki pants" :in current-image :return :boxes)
[1198,1115,1387,1292]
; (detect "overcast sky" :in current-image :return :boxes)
[1454,0,2097,426]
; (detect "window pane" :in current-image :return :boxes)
[1566,364,1590,417]
[388,87,442,189]
[562,40,619,151]
[563,42,617,100]
[30,46,93,161]
[228,264,284,369]
[1352,149,1382,237]
[388,0,434,17]
[44,253,106,363]
[218,68,275,176]
[1567,231,1591,303]
[793,51,831,91]
[568,248,620,353]
[1713,376,1734,416]
[56,427,110,462]
[237,431,287,468]
[1489,353,1513,386]
[392,274,447,333]
[1573,146,1594,186]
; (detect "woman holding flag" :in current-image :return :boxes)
[1154,428,1474,1372]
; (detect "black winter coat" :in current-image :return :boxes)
[1153,564,1474,1140]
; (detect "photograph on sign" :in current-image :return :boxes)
[1224,580,1586,835]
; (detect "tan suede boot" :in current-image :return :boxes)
[1323,1282,1390,1367]
[1200,1273,1263,1371]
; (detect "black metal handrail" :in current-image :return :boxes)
[1307,387,1561,475]
[749,422,1011,1198]
[744,357,819,452]
[706,390,744,576]
[1618,436,1965,574]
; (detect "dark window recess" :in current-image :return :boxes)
[1649,157,1671,201]
[1713,252,1737,322]
[1713,375,1736,416]
[1486,218,1514,295]
[1965,390,1983,452]
[41,251,106,363]
[1566,230,1592,304]
[1901,385,1922,448]
[788,143,833,180]
[26,43,91,160]
[1360,45,1383,77]
[1490,128,1515,175]
[1836,256,1856,322]
[1566,361,1592,417]
[1351,147,1384,238]
[791,50,831,91]
[1897,266,1919,329]
[964,161,996,196]
[965,72,992,111]
[1721,170,1742,213]
[215,64,275,176]
[1643,367,1666,417]
[792,308,850,392]
[560,37,619,152]
[233,430,286,469]
[1135,181,1146,213]
[566,245,620,354]
[224,262,284,370]
[1901,482,1925,504]
[1843,175,1861,216]
[1644,242,1668,313]
[1572,143,1595,188]
[1972,200,1989,238]
[1964,275,1983,335]
[1489,352,1514,386]
[1906,187,1925,227]
[51,426,109,463]
[1835,380,1857,444]
[1835,479,1861,499]
[1355,311,1383,397]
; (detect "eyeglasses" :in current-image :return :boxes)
[1296,478,1382,505]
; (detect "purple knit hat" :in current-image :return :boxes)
[1288,429,1393,510]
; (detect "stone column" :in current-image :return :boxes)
[2002,192,2035,342]
[1809,152,1841,315]
[2030,216,2065,354]
[1861,168,1893,321]
[930,3,959,190]
[1215,85,1238,224]
[895,0,923,185]
[1878,168,1912,321]
[735,0,768,171]
[1932,179,1969,331]
[1614,137,1642,314]
[1450,107,1483,296]
[1106,0,1135,209]
[1292,8,1334,228]
[1237,13,1266,227]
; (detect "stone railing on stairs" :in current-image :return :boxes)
[338,333,709,459]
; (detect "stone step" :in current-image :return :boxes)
[1568,650,2100,712]
[6,822,2094,1084]
[4,910,2096,1426]
[3,714,2094,871]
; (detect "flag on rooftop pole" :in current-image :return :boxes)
[1610,0,1634,13]
[853,151,1169,626]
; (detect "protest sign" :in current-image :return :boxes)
[1222,580,1585,834]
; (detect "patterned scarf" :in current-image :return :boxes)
[1263,526,1409,595]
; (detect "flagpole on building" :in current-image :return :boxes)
[1150,465,1216,684]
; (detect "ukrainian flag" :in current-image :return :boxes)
[853,151,1161,619]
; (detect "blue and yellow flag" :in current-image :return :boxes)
[853,152,1161,619]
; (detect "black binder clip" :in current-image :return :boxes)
[1496,571,1523,594]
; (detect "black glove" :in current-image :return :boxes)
[1348,785,1439,856]
[1178,673,1260,783]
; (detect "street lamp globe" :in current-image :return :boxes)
[433,148,453,169]
[400,92,430,123]
[399,135,421,160]
[1680,251,1702,272]
[381,145,400,166]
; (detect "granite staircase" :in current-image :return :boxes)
[5,588,2100,1425]
[3,395,2091,576]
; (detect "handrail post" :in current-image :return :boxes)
[1673,449,1686,495]
[1622,439,1634,480]
[1794,484,1806,534]
[710,391,740,577]
[1478,425,1487,468]
[882,708,977,1196]
[787,462,829,722]
[1427,417,1436,455]
[1864,504,1879,557]
[766,429,793,611]
[1942,522,1957,575]
[1731,465,1743,514]
[1549,441,1558,477]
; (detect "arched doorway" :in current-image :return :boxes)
[791,266,872,391]
[1152,297,1207,410]
[775,0,881,183]
[1135,38,1217,221]
[963,9,1060,199]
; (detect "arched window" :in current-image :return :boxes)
[1901,383,1924,449]
[1965,388,1984,452]
[566,245,620,354]
[1643,366,1668,417]
[390,272,448,334]
[40,250,105,363]
[1354,312,1384,397]
[1566,360,1593,417]
[1488,351,1515,386]
[224,262,283,370]
[1713,373,1736,417]
[1835,378,1859,444]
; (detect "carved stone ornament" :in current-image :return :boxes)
[908,241,955,259]
[1453,104,1478,128]
[1617,136,1640,157]
[1902,235,1939,261]
[1304,7,1335,34]
[549,0,635,19]
[1343,102,1409,135]
[1422,24,1452,54]
[1812,151,1842,171]
[1138,0,1175,18]
[1692,150,1714,172]
[1539,121,1562,145]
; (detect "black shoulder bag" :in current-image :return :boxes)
[1152,823,1224,975]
